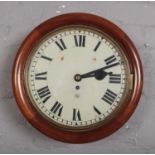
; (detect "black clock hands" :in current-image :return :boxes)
[81,70,112,80]
[74,62,119,82]
[81,62,119,78]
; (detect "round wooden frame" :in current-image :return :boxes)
[12,13,143,143]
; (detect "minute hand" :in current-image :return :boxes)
[80,62,119,78]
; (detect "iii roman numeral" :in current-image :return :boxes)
[105,55,117,65]
[93,41,101,51]
[50,101,63,117]
[37,86,51,103]
[41,55,52,61]
[109,74,121,84]
[93,106,101,115]
[55,39,67,51]
[73,109,81,121]
[74,35,86,47]
[35,72,47,80]
[102,89,117,105]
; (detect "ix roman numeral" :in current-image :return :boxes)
[55,39,66,51]
[93,41,101,51]
[74,35,86,47]
[105,55,117,65]
[50,101,63,117]
[109,74,121,84]
[37,86,51,103]
[93,106,101,115]
[73,109,81,121]
[35,72,47,80]
[102,89,117,105]
[41,55,52,61]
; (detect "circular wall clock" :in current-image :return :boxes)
[12,13,143,143]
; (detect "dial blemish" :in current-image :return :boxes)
[92,58,97,62]
[60,56,64,61]
[75,93,80,98]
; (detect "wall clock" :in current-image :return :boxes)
[12,13,143,143]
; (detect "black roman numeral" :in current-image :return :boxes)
[35,72,47,80]
[74,35,86,47]
[102,89,117,105]
[41,55,52,61]
[55,39,66,51]
[93,41,101,51]
[73,109,81,121]
[50,101,63,117]
[109,74,121,84]
[105,55,117,65]
[93,106,101,115]
[37,86,51,103]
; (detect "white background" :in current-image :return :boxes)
[0,1,153,153]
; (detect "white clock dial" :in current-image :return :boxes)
[25,26,130,130]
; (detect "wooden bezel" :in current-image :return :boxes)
[12,13,143,143]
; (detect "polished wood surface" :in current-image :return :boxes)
[12,13,143,143]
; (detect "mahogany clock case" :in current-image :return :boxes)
[12,13,143,143]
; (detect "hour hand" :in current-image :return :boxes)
[74,73,94,82]
[74,70,112,82]
[81,72,95,78]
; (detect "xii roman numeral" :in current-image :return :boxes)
[73,109,81,121]
[105,55,117,65]
[74,35,86,47]
[55,39,67,51]
[50,101,63,117]
[102,89,117,105]
[37,86,51,103]
[109,74,121,84]
[35,72,47,80]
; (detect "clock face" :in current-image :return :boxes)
[25,26,131,131]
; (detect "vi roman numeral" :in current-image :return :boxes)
[74,35,86,47]
[73,109,81,121]
[35,72,47,80]
[109,74,121,84]
[50,101,63,117]
[55,39,67,51]
[37,86,51,103]
[102,89,117,105]
[105,55,117,65]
